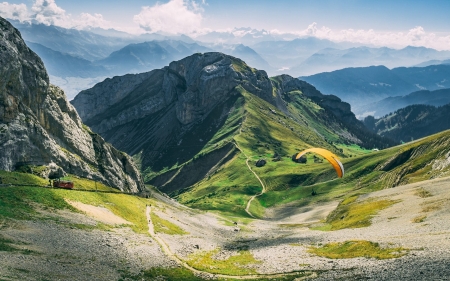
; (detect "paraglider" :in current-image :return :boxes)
[295,148,344,178]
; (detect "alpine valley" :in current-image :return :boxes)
[1,13,450,281]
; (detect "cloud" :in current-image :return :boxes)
[31,0,69,27]
[133,0,204,34]
[0,2,29,22]
[286,23,450,51]
[76,13,111,29]
[0,1,113,30]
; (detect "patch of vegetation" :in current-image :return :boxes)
[415,187,432,198]
[57,190,152,234]
[0,185,74,220]
[0,236,20,252]
[0,170,153,234]
[119,267,206,281]
[420,201,442,213]
[412,215,427,223]
[119,267,313,281]
[150,212,188,235]
[317,197,400,230]
[309,240,408,259]
[187,248,261,275]
[0,170,48,186]
[0,236,35,255]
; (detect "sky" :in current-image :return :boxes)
[1,0,450,50]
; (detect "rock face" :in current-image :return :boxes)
[71,51,388,192]
[0,17,144,192]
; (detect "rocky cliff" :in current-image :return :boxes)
[0,17,144,192]
[72,52,390,191]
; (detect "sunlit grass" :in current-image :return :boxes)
[309,240,408,259]
[314,197,400,231]
[0,170,153,234]
[150,212,188,235]
[187,248,261,275]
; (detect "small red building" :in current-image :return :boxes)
[53,180,74,189]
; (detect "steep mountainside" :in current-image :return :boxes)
[300,64,450,113]
[359,88,450,117]
[363,104,450,142]
[0,17,144,192]
[72,52,392,197]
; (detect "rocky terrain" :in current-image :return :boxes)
[1,176,449,280]
[0,17,144,192]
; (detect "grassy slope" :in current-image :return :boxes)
[176,84,374,216]
[0,171,155,234]
[176,81,450,217]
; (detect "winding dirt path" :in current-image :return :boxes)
[232,140,267,218]
[243,158,266,218]
[145,206,315,280]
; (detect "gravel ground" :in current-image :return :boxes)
[1,177,449,280]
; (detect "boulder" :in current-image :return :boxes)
[255,159,267,167]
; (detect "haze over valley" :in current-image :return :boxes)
[1,1,450,280]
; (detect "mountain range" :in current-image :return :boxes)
[292,46,450,76]
[300,64,450,114]
[359,88,450,118]
[364,103,450,143]
[11,21,450,101]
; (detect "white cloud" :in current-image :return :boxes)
[1,1,113,30]
[76,13,111,29]
[133,0,204,34]
[0,2,29,22]
[31,0,70,27]
[287,23,450,51]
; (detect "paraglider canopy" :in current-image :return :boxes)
[295,148,344,178]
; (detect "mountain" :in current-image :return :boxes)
[97,40,212,76]
[359,88,450,118]
[415,58,450,67]
[26,41,108,78]
[195,27,278,45]
[207,44,274,74]
[10,20,130,61]
[71,52,393,196]
[251,37,346,72]
[0,17,144,192]
[300,64,450,113]
[292,46,450,76]
[363,104,450,143]
[98,41,272,77]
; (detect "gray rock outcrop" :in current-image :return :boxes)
[0,17,144,192]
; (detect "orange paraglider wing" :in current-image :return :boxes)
[296,148,344,178]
